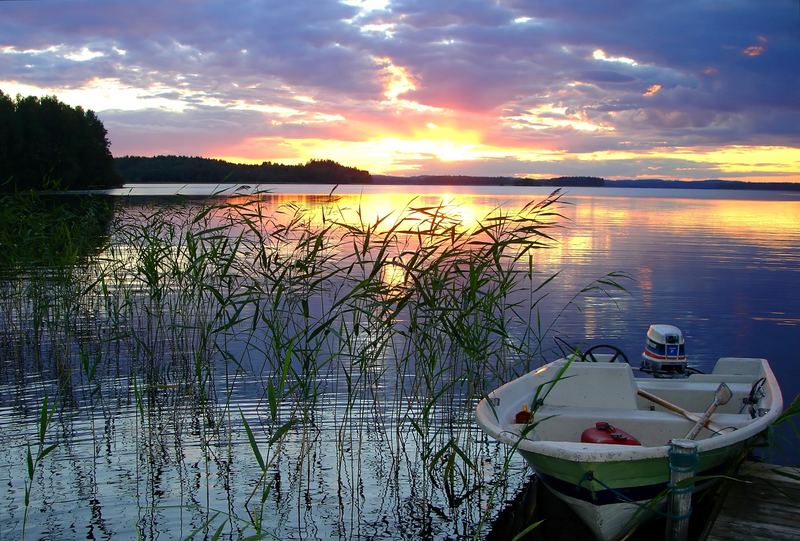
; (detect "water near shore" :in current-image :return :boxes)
[1,185,798,540]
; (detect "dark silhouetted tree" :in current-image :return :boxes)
[0,92,13,180]
[0,90,120,191]
[114,155,372,184]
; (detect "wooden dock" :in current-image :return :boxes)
[705,461,800,540]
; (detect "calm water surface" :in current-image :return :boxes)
[1,184,798,540]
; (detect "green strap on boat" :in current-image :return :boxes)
[668,445,699,473]
[667,443,699,497]
[577,470,694,521]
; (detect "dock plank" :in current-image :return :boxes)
[706,462,800,541]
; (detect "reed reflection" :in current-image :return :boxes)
[3,189,576,540]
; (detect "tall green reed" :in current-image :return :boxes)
[770,393,800,478]
[22,395,58,537]
[1,189,630,540]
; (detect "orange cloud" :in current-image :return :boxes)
[643,84,662,96]
[376,57,416,101]
[502,104,613,133]
[742,45,765,57]
[373,56,443,113]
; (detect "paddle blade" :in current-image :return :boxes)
[716,382,733,405]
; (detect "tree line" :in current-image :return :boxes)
[0,90,120,192]
[114,155,372,184]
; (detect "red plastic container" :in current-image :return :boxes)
[580,421,642,446]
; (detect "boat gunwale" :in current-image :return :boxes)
[476,357,783,463]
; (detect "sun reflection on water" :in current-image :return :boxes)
[3,186,800,539]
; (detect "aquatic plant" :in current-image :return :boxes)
[0,190,631,540]
[767,393,800,479]
[22,395,58,537]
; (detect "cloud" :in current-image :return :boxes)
[643,84,662,96]
[0,0,797,180]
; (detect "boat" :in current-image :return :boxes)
[475,326,783,541]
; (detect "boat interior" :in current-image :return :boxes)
[502,357,770,447]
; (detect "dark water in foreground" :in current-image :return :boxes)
[1,185,798,540]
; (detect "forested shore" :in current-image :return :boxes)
[114,155,372,184]
[0,91,119,191]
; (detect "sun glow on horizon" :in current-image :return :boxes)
[4,69,797,183]
[214,132,566,174]
[580,145,800,178]
[212,139,799,181]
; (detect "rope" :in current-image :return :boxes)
[668,446,699,473]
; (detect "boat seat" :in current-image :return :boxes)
[525,405,753,446]
[637,381,753,413]
[685,374,759,383]
[712,357,766,377]
[541,362,639,410]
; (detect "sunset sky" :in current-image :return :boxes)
[2,0,799,181]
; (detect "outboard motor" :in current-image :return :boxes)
[641,324,687,377]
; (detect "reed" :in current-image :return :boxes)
[1,190,631,540]
[22,395,58,537]
[770,393,800,476]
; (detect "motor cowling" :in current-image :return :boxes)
[641,324,688,377]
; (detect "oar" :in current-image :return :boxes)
[685,383,733,439]
[637,388,727,434]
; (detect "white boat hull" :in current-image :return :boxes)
[476,356,782,540]
[549,489,644,541]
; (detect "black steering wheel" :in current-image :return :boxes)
[580,344,630,364]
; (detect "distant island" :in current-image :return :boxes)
[115,155,371,185]
[115,157,799,192]
[373,174,800,192]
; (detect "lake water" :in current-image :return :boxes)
[1,184,798,540]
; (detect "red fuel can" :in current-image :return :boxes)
[580,421,642,446]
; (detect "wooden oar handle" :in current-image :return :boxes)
[637,389,726,433]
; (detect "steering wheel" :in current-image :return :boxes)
[580,344,630,364]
